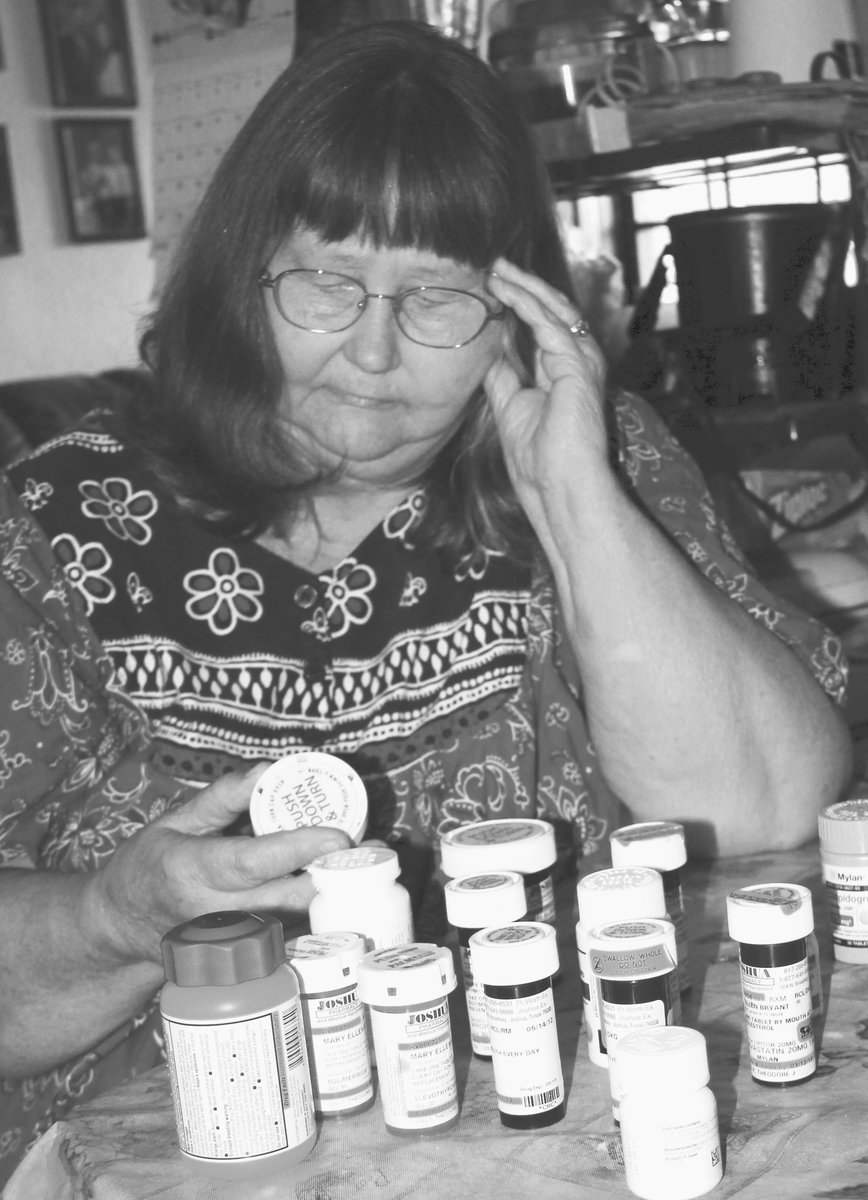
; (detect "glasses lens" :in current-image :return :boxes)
[275,270,364,332]
[398,287,489,348]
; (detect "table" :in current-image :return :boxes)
[7,841,868,1200]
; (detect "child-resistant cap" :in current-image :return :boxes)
[609,821,687,871]
[726,883,814,944]
[285,931,367,992]
[469,921,559,986]
[576,866,666,929]
[444,871,527,929]
[307,846,400,893]
[249,751,368,842]
[819,796,868,855]
[356,943,456,1007]
[161,910,285,987]
[439,818,556,877]
[613,1026,710,1094]
[587,918,678,978]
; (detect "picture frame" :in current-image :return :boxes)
[55,118,146,243]
[0,127,21,256]
[39,0,136,108]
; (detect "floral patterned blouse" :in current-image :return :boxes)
[0,388,847,1181]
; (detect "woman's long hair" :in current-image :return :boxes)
[133,20,574,563]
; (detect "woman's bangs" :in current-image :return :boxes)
[281,124,517,268]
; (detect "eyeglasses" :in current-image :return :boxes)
[259,267,504,349]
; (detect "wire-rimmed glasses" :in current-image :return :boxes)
[259,267,504,349]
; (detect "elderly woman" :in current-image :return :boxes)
[0,19,851,1182]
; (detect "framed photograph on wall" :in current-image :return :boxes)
[56,118,146,243]
[39,0,136,107]
[0,127,21,256]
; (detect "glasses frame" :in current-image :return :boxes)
[259,267,505,349]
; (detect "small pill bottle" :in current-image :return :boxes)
[469,921,565,1129]
[819,794,868,964]
[356,943,459,1137]
[285,931,374,1117]
[587,916,680,1121]
[444,871,527,1059]
[725,883,816,1086]
[308,845,413,951]
[610,821,691,993]
[160,910,316,1181]
[575,866,667,1068]
[250,750,368,842]
[439,818,558,923]
[615,1026,723,1200]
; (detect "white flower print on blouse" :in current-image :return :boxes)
[616,396,662,487]
[127,571,153,612]
[79,477,157,545]
[399,572,427,607]
[383,490,427,546]
[307,558,376,639]
[51,533,115,614]
[19,478,53,511]
[455,544,501,582]
[184,548,264,635]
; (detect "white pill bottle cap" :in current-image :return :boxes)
[356,943,456,1006]
[444,871,527,929]
[285,931,368,991]
[469,921,560,986]
[249,751,368,842]
[576,866,666,928]
[439,818,556,877]
[609,821,687,871]
[613,1025,710,1094]
[726,883,814,944]
[307,846,400,894]
[819,796,868,855]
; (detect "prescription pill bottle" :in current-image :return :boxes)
[470,921,565,1129]
[443,871,527,1058]
[575,866,667,1067]
[308,845,413,950]
[587,916,680,1120]
[819,794,868,964]
[357,943,459,1137]
[439,818,557,923]
[285,931,374,1117]
[250,750,368,842]
[615,1026,723,1200]
[725,882,816,1086]
[610,821,691,993]
[160,910,316,1181]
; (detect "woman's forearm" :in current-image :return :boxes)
[529,465,852,857]
[0,869,163,1076]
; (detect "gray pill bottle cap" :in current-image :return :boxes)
[161,910,285,986]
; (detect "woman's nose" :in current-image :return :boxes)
[342,295,402,372]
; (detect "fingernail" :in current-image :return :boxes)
[320,834,349,854]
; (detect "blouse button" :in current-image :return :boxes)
[293,584,318,609]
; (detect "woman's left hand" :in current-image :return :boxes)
[483,257,609,498]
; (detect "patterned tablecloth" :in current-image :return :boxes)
[6,841,868,1200]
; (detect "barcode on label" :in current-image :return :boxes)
[282,1005,303,1069]
[524,1087,560,1108]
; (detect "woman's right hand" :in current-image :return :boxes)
[88,765,350,965]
